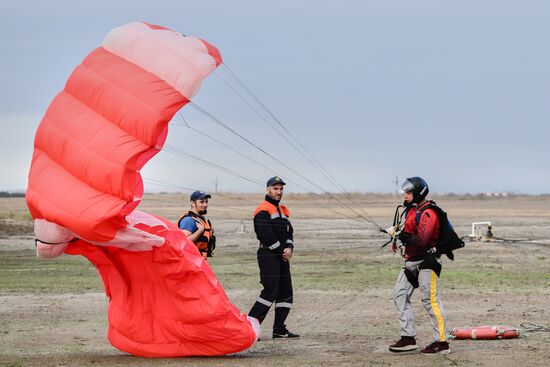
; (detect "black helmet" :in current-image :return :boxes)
[401,177,429,203]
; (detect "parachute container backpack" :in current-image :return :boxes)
[26,22,259,357]
[414,201,465,260]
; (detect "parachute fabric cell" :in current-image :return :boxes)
[65,212,257,356]
[26,22,257,357]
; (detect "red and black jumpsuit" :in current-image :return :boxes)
[393,201,448,342]
[402,201,439,260]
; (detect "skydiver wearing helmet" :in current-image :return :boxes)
[388,177,450,355]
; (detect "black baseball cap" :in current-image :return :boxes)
[266,176,286,187]
[190,191,211,201]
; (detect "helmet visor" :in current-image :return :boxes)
[400,179,415,194]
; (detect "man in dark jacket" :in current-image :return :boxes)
[248,176,299,339]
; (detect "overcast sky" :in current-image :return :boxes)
[1,0,549,194]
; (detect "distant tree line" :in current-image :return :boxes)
[0,191,25,198]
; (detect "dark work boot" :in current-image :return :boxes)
[389,336,417,352]
[421,341,450,355]
[273,329,300,339]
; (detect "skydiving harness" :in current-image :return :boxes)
[380,204,406,253]
[178,211,216,257]
[382,201,464,287]
[402,256,442,288]
[381,201,464,260]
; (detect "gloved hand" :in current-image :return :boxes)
[392,241,405,255]
[384,225,397,237]
[398,231,411,244]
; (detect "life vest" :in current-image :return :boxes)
[450,326,521,340]
[409,200,465,260]
[178,211,215,257]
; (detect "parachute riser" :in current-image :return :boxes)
[380,204,406,254]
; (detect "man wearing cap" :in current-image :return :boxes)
[248,176,299,339]
[178,191,216,258]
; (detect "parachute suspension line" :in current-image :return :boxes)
[491,236,550,246]
[145,175,391,234]
[145,173,262,209]
[220,63,331,176]
[188,102,273,159]
[219,63,381,228]
[187,102,379,227]
[213,71,307,154]
[211,73,370,217]
[186,103,377,227]
[220,63,378,225]
[142,177,197,192]
[142,178,263,214]
[142,177,382,226]
[180,104,365,224]
[158,146,369,228]
[161,116,372,225]
[141,178,265,215]
[162,144,264,187]
[213,72,274,130]
[174,114,277,176]
[173,114,374,226]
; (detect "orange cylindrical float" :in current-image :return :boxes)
[451,325,520,340]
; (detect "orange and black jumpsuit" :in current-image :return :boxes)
[248,195,294,333]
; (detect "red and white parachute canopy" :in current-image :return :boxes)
[26,22,258,357]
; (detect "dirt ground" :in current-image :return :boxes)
[1,194,549,367]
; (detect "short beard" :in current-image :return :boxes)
[198,209,207,215]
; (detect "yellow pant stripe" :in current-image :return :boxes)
[430,270,446,341]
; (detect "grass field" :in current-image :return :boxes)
[1,194,550,366]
